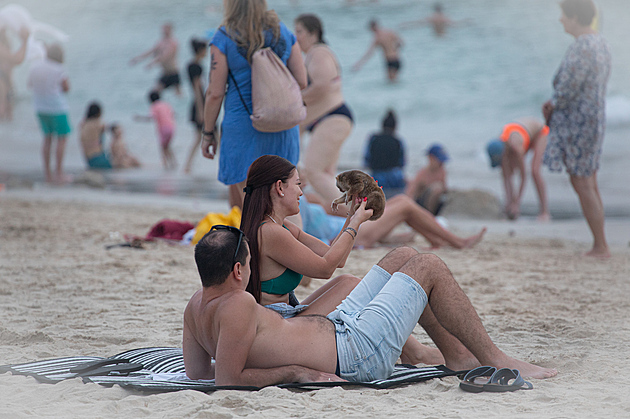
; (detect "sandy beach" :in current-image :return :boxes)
[0,187,628,418]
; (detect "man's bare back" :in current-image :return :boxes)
[183,287,338,385]
[374,29,402,61]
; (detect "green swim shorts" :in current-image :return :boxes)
[37,113,72,136]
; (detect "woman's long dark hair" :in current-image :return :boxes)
[295,13,326,44]
[240,155,296,303]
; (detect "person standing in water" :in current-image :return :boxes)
[130,23,181,95]
[352,19,403,82]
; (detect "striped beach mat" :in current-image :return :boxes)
[0,347,460,392]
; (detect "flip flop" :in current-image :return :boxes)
[483,368,533,392]
[459,366,497,393]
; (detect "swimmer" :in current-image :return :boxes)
[352,19,403,82]
[487,118,550,221]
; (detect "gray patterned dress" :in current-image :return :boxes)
[544,34,611,176]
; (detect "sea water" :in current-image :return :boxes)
[2,0,630,215]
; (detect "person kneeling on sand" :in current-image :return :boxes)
[183,228,557,386]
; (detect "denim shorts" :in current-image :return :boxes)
[327,265,428,382]
[264,302,309,319]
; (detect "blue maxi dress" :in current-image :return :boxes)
[211,23,300,185]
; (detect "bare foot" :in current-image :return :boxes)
[461,227,487,249]
[400,344,445,366]
[537,212,551,222]
[585,247,611,259]
[495,356,558,380]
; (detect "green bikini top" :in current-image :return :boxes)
[260,221,304,295]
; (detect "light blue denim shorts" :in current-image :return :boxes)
[265,302,309,319]
[327,265,428,382]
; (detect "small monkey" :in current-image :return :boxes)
[332,170,386,221]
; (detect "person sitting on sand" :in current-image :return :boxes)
[486,117,550,221]
[364,109,406,197]
[239,155,444,366]
[109,124,141,169]
[79,102,112,170]
[352,19,403,82]
[405,144,449,216]
[183,228,558,385]
[301,192,485,250]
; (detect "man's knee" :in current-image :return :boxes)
[402,253,449,283]
[337,274,361,288]
[377,246,419,274]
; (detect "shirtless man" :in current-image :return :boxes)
[401,3,454,37]
[405,144,449,216]
[352,20,403,82]
[183,227,557,386]
[130,23,181,95]
[487,117,550,221]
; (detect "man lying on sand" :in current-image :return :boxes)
[183,226,557,386]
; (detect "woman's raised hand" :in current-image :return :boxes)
[350,197,373,225]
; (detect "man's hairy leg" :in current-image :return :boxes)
[399,253,557,379]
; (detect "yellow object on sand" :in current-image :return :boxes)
[191,206,242,245]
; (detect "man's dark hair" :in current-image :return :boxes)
[369,19,378,31]
[149,91,160,103]
[194,229,249,288]
[560,0,596,26]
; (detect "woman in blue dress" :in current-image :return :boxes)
[542,0,611,258]
[201,0,307,209]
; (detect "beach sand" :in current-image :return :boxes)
[1,188,629,418]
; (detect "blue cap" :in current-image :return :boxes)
[427,144,449,163]
[487,139,505,168]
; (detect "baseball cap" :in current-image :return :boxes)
[427,144,449,163]
[487,139,505,168]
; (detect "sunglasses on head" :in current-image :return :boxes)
[210,225,245,267]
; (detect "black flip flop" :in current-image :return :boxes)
[482,368,533,392]
[459,366,497,393]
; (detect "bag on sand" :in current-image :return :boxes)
[228,47,306,133]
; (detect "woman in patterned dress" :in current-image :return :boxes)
[542,0,611,257]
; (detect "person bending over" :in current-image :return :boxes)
[487,117,550,221]
[183,229,558,386]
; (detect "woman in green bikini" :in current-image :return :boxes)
[240,155,444,365]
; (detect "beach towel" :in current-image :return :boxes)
[0,347,461,392]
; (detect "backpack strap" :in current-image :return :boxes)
[219,28,252,116]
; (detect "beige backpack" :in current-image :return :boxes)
[229,47,306,133]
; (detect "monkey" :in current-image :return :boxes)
[331,170,386,221]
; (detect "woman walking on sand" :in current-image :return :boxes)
[542,0,611,258]
[294,14,354,214]
[201,0,307,209]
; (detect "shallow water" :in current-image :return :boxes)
[2,0,630,216]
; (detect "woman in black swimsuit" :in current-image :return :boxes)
[295,14,355,214]
[183,39,207,174]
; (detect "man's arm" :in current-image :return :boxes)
[129,44,158,66]
[214,292,338,386]
[352,41,377,72]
